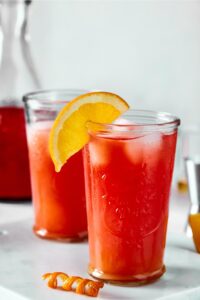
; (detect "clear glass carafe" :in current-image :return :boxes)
[0,0,41,200]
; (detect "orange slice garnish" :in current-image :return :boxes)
[49,91,129,172]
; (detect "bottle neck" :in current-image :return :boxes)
[0,1,28,41]
[0,0,41,103]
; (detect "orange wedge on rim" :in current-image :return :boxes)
[49,91,129,172]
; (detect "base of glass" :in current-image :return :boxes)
[88,264,166,286]
[33,226,88,242]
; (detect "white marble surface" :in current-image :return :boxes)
[0,192,199,300]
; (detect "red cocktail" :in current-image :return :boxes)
[0,106,31,199]
[24,90,87,241]
[83,110,180,284]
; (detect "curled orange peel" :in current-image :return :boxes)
[42,272,104,297]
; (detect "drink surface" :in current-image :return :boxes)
[0,106,31,199]
[27,121,87,240]
[84,129,177,281]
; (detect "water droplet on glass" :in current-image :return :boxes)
[137,243,142,249]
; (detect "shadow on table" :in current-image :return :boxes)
[169,240,196,254]
[148,265,200,290]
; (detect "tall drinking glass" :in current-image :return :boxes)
[83,110,180,284]
[23,89,87,241]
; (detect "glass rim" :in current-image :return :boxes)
[87,109,180,133]
[23,88,88,104]
[23,88,89,111]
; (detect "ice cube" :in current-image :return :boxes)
[142,132,162,149]
[89,138,110,166]
[26,121,52,151]
[125,132,162,165]
[125,135,145,164]
[27,121,52,142]
[113,117,134,125]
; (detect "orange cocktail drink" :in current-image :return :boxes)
[83,110,180,284]
[24,90,87,241]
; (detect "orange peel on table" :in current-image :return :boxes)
[42,272,104,297]
[189,213,200,253]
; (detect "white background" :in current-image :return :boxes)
[29,0,200,126]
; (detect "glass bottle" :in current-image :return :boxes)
[0,0,41,200]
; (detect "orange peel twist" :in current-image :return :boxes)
[42,272,104,297]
